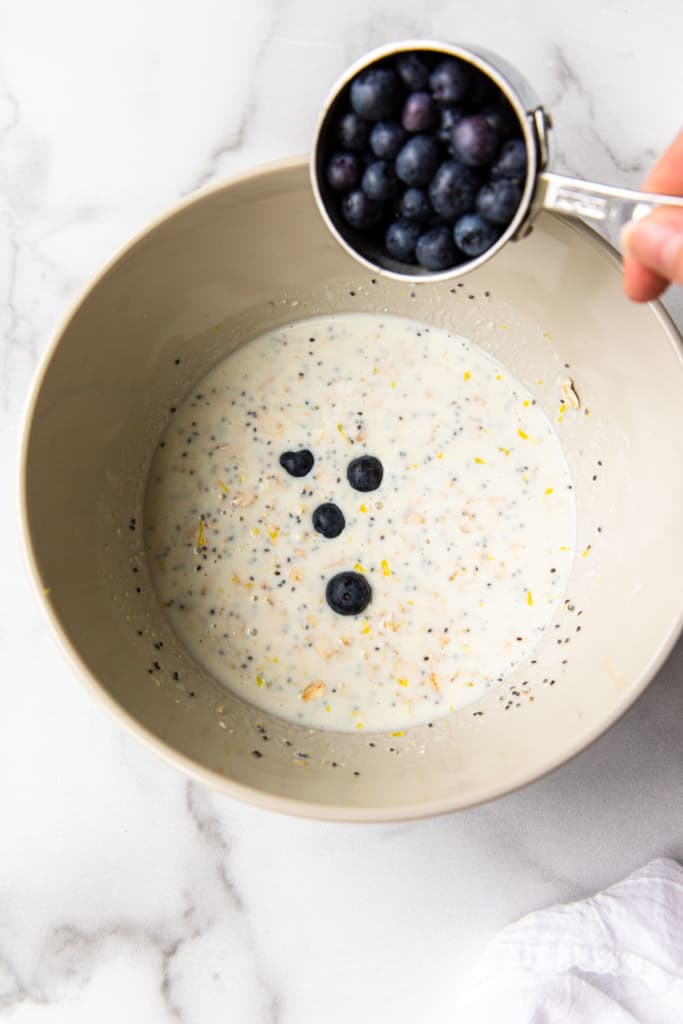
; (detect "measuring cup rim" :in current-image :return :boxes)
[310,38,543,283]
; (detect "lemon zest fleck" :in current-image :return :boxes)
[545,487,553,496]
[361,623,371,635]
[256,675,265,688]
[337,423,351,443]
[268,527,279,541]
[464,370,471,381]
[196,518,206,549]
[474,456,486,465]
[518,428,529,440]
[359,503,368,513]
[391,730,405,737]
[582,546,591,558]
[354,562,366,573]
[398,678,409,688]
[217,479,230,494]
[437,452,443,459]
[498,446,510,456]
[381,558,391,577]
[527,590,534,606]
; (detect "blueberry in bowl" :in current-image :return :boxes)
[312,40,537,280]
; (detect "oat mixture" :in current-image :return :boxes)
[145,314,575,732]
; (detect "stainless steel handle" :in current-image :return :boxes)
[533,171,683,246]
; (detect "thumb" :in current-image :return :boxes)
[622,214,683,287]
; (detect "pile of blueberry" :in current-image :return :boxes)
[320,50,527,272]
[279,449,383,615]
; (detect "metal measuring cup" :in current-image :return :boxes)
[311,39,683,281]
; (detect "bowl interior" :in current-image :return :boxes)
[22,158,683,820]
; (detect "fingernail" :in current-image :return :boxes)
[623,218,683,275]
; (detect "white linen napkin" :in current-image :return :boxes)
[456,858,683,1023]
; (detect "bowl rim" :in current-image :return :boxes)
[19,154,683,822]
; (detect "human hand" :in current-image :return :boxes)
[622,129,683,301]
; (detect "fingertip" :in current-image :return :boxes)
[622,253,667,302]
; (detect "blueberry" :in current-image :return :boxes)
[326,152,362,191]
[325,571,372,616]
[416,225,458,271]
[395,134,440,186]
[429,59,471,104]
[341,189,386,230]
[369,120,407,159]
[476,180,522,226]
[450,115,500,167]
[438,104,465,145]
[401,91,437,132]
[490,138,527,184]
[453,212,499,257]
[279,449,314,477]
[347,455,383,492]
[312,503,346,538]
[482,102,518,141]
[385,219,421,262]
[350,67,401,121]
[395,52,431,91]
[398,187,433,223]
[336,111,370,152]
[428,160,480,219]
[468,69,498,109]
[361,160,400,201]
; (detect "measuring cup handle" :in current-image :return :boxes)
[533,170,683,247]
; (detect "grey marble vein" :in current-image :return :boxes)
[185,781,245,912]
[185,782,283,1023]
[181,0,286,196]
[549,44,655,184]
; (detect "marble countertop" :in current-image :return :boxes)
[2,2,683,1020]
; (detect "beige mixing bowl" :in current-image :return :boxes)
[21,157,683,822]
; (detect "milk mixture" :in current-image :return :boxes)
[145,314,575,732]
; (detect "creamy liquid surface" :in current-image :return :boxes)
[145,314,575,732]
